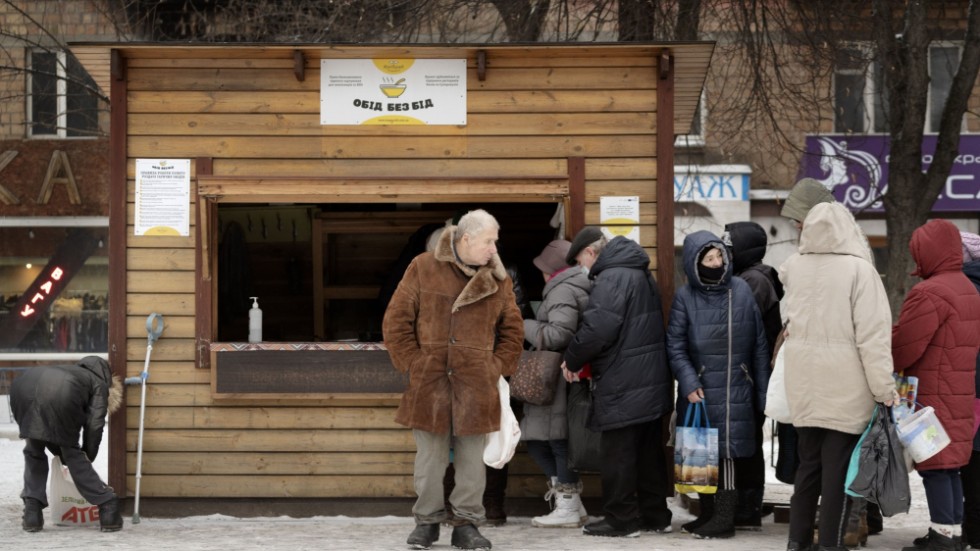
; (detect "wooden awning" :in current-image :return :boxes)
[196,175,569,203]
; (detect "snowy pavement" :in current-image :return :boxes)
[0,397,939,550]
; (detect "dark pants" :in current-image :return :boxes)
[962,450,980,545]
[921,468,964,525]
[789,427,859,548]
[526,439,579,484]
[21,439,115,507]
[734,409,766,490]
[599,418,671,529]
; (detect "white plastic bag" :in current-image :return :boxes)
[483,376,521,469]
[49,456,100,526]
[765,344,792,423]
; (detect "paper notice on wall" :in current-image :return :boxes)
[135,159,191,236]
[600,196,640,244]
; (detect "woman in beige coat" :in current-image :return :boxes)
[778,202,897,551]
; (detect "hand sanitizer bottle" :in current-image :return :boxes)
[248,296,262,343]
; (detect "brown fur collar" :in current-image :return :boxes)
[434,226,508,312]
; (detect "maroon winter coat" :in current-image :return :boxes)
[893,220,980,470]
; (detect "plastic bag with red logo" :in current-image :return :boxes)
[49,456,100,526]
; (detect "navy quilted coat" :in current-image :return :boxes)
[668,231,771,459]
[893,220,980,470]
[563,236,673,432]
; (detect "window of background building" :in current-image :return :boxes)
[28,50,100,138]
[0,224,108,355]
[929,45,960,133]
[834,43,962,135]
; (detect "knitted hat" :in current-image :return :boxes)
[533,240,571,275]
[962,231,980,262]
[565,226,604,265]
[781,177,835,223]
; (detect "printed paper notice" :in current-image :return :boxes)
[135,159,191,236]
[600,196,640,244]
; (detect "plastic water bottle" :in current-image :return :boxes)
[248,296,262,343]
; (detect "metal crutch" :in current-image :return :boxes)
[124,313,164,524]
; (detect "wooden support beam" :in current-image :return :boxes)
[293,50,305,82]
[477,50,487,81]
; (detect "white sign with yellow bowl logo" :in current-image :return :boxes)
[134,159,191,237]
[320,59,466,125]
[600,196,640,244]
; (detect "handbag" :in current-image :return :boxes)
[845,404,911,517]
[49,456,100,526]
[566,381,602,473]
[484,376,521,469]
[674,400,719,495]
[510,344,563,406]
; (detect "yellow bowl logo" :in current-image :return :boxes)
[380,84,406,98]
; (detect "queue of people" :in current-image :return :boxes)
[377,202,980,551]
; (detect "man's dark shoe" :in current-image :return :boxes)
[407,523,439,550]
[903,528,958,551]
[639,520,672,533]
[450,524,491,550]
[98,497,123,532]
[582,518,640,538]
[22,498,43,532]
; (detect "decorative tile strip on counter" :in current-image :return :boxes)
[210,342,388,352]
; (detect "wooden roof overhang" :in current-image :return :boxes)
[70,42,714,137]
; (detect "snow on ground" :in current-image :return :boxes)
[0,396,939,550]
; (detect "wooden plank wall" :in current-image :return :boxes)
[120,47,660,500]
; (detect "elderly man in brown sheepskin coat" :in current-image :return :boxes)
[383,209,524,551]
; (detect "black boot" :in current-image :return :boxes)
[451,524,492,550]
[866,502,883,535]
[407,523,439,550]
[98,497,123,532]
[692,490,737,539]
[734,487,763,530]
[22,498,43,532]
[786,540,813,550]
[483,464,508,526]
[682,492,714,533]
[903,528,958,551]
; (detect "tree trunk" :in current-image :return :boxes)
[618,0,654,41]
[490,0,552,42]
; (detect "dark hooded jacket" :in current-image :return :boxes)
[563,236,673,431]
[667,231,771,459]
[724,221,784,353]
[893,220,980,470]
[11,356,114,461]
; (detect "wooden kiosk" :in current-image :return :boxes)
[70,42,712,514]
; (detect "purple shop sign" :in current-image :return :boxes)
[800,134,980,212]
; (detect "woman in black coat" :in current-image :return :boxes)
[667,230,770,540]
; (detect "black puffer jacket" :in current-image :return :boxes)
[668,231,771,459]
[724,221,784,352]
[564,236,673,431]
[11,356,113,461]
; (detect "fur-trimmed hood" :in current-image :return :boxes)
[433,225,508,312]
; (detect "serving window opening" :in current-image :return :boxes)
[213,202,562,344]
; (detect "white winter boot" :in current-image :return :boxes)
[532,482,585,528]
